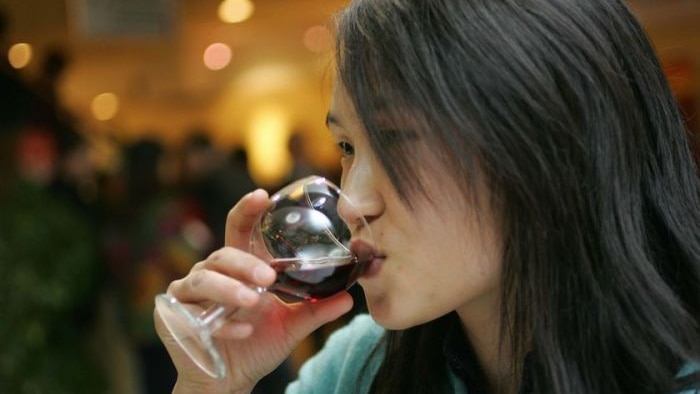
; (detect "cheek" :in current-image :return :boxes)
[366,223,500,329]
[362,166,504,328]
[422,226,501,298]
[438,211,503,291]
[396,211,502,324]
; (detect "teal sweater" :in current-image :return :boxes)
[287,314,699,394]
[286,314,465,393]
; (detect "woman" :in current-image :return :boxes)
[156,0,700,392]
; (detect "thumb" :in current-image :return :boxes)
[284,292,354,342]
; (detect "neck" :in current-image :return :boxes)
[457,299,519,394]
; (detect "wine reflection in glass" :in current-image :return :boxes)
[155,175,374,378]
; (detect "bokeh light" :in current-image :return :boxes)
[8,43,33,69]
[203,43,232,70]
[218,0,254,24]
[91,93,120,121]
[303,25,332,53]
[247,104,292,185]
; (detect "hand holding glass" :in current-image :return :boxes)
[155,176,374,378]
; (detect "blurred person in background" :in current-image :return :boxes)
[0,6,32,192]
[29,45,74,129]
[49,130,101,226]
[228,146,257,204]
[22,44,79,164]
[101,138,214,394]
[281,132,322,186]
[182,131,257,252]
[0,119,105,394]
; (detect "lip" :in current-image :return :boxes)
[349,239,385,278]
[361,256,385,279]
[349,239,378,261]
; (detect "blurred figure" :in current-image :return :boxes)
[24,45,78,173]
[2,43,79,197]
[30,44,73,126]
[0,6,33,189]
[282,132,323,186]
[32,46,69,104]
[182,131,256,250]
[101,138,212,394]
[49,131,100,225]
[0,124,105,393]
[228,146,258,203]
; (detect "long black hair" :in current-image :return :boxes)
[334,0,700,392]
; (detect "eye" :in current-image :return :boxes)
[337,141,355,157]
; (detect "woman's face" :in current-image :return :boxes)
[328,83,504,330]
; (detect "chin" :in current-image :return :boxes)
[365,298,420,330]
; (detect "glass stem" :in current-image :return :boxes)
[196,286,266,333]
[199,304,236,333]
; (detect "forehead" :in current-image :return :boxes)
[329,81,422,136]
[329,83,358,121]
[327,83,371,145]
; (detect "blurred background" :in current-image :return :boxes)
[0,0,698,393]
[1,0,345,188]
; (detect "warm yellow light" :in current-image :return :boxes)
[303,25,332,53]
[203,43,232,70]
[233,64,299,94]
[218,0,254,24]
[91,93,120,121]
[8,43,32,69]
[247,105,291,185]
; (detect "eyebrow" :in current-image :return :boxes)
[325,112,341,128]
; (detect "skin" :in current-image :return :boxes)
[156,82,511,393]
[328,83,513,392]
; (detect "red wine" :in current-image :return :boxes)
[269,256,370,303]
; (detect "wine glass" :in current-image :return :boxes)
[155,175,374,379]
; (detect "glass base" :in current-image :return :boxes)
[155,294,226,378]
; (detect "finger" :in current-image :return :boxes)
[212,320,255,339]
[225,189,270,249]
[283,292,354,343]
[171,246,275,303]
[203,247,276,288]
[168,268,262,308]
[165,246,276,313]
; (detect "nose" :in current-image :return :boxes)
[336,167,383,232]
